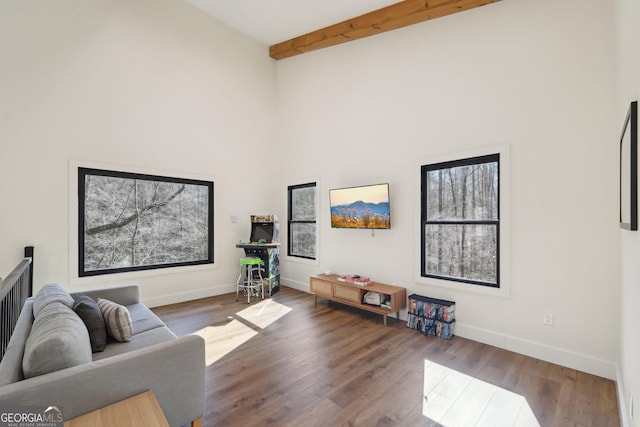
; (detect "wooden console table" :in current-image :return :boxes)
[310,274,406,326]
[65,390,169,427]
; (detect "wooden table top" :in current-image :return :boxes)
[64,390,169,427]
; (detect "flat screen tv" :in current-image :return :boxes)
[330,183,391,229]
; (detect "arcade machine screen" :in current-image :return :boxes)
[250,223,274,243]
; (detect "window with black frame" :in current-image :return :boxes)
[288,182,317,260]
[421,154,499,287]
[78,167,213,277]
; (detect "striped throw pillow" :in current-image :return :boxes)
[97,298,133,342]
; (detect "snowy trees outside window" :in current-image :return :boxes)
[78,168,213,276]
[288,183,317,259]
[421,154,500,287]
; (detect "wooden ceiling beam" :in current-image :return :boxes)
[269,0,502,60]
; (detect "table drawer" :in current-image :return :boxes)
[310,279,333,296]
[333,285,361,303]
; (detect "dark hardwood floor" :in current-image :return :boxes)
[152,286,620,427]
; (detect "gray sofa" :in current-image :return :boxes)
[0,284,205,427]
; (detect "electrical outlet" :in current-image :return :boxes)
[543,314,554,325]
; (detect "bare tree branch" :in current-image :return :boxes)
[86,183,185,236]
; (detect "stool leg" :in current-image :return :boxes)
[236,265,242,302]
[260,267,265,300]
[246,264,252,304]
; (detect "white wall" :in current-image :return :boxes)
[615,0,640,423]
[0,0,624,392]
[277,0,619,379]
[0,0,277,305]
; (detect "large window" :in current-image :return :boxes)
[78,168,213,277]
[288,183,317,260]
[421,154,499,287]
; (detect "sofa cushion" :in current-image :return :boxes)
[126,303,165,335]
[73,294,107,352]
[33,283,74,318]
[22,302,92,379]
[91,326,178,361]
[97,298,133,342]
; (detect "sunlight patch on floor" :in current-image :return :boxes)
[423,360,540,427]
[236,299,293,329]
[192,299,293,366]
[193,319,257,365]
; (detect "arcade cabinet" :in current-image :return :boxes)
[236,214,280,296]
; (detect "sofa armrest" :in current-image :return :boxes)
[70,284,140,306]
[0,334,205,427]
[0,300,33,386]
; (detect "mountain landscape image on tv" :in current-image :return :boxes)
[329,183,391,229]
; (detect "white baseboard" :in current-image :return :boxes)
[142,283,236,308]
[281,277,310,293]
[454,323,617,380]
[282,276,617,380]
[617,364,630,427]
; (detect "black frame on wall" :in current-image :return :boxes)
[620,101,638,231]
[287,182,317,260]
[78,167,214,277]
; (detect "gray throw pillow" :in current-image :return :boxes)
[33,283,74,318]
[97,298,133,342]
[73,294,107,352]
[23,302,92,378]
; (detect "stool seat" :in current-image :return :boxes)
[240,257,263,265]
[236,257,265,304]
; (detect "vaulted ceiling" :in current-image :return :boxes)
[182,0,503,60]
